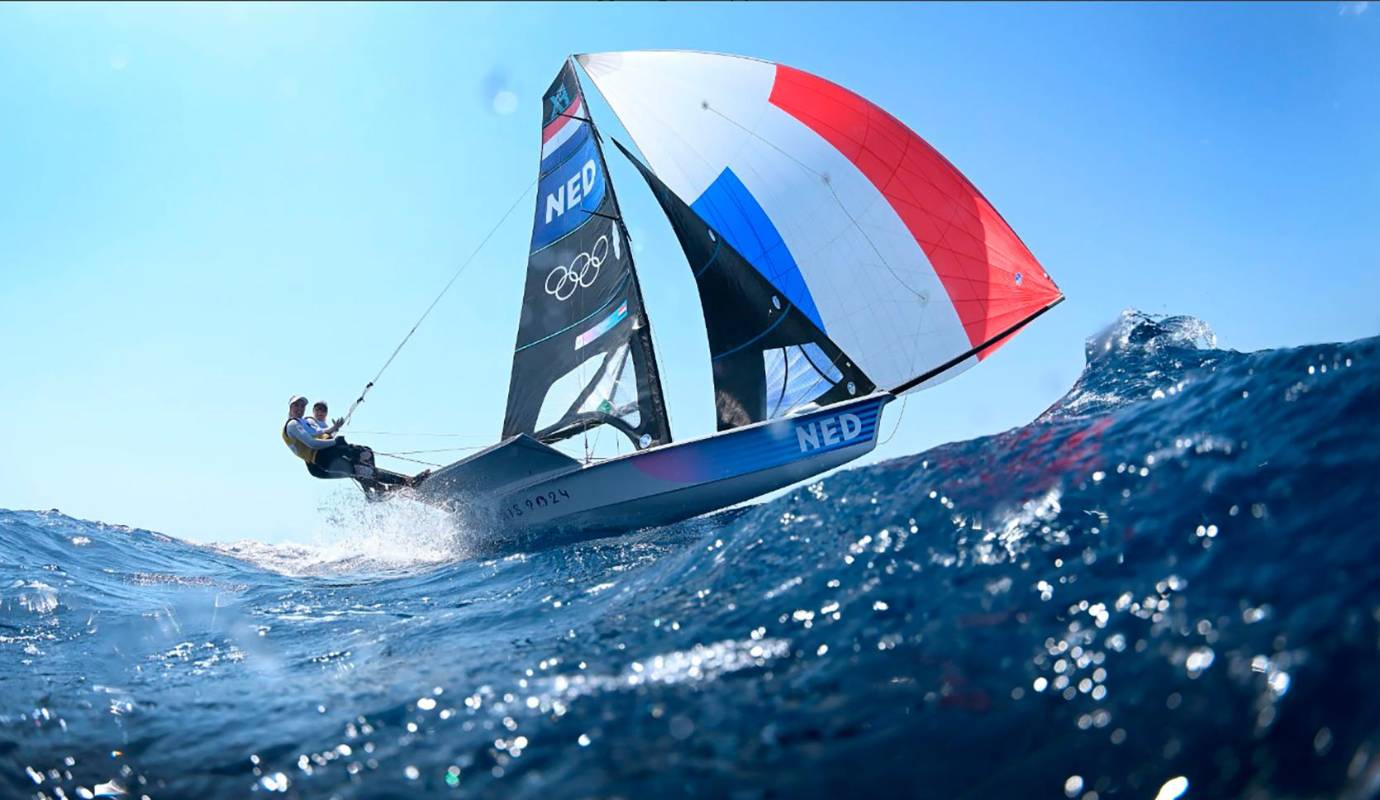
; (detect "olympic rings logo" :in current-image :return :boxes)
[544,225,619,301]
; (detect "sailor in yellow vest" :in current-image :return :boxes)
[282,395,429,492]
[282,395,375,479]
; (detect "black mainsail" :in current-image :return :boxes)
[613,140,875,431]
[501,61,670,449]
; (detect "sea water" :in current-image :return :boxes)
[3,311,1378,798]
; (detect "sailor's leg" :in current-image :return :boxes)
[312,444,364,479]
[329,443,378,479]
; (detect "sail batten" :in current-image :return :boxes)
[502,60,670,450]
[578,51,1062,396]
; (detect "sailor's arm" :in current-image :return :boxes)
[303,418,340,439]
[287,420,339,450]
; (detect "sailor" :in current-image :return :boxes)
[282,395,376,480]
[304,400,342,439]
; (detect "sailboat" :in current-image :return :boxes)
[383,51,1062,539]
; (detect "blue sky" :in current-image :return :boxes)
[1,2,1376,542]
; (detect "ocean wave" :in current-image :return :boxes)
[3,311,1378,799]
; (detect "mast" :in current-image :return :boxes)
[577,58,671,445]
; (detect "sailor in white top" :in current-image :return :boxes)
[303,400,342,439]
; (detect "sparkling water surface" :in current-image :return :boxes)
[3,311,1379,799]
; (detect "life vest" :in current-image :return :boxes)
[282,419,318,464]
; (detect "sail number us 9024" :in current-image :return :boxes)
[500,488,572,521]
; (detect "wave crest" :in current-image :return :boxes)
[1043,309,1223,422]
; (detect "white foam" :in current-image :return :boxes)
[211,492,471,577]
[13,580,60,615]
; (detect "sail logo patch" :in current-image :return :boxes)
[546,84,573,124]
[796,413,863,453]
[531,136,608,252]
[545,160,598,224]
[575,300,628,349]
[544,223,620,302]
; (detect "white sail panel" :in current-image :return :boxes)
[578,50,1062,394]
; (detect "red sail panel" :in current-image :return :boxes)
[768,65,1061,358]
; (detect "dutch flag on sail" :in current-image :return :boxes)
[541,90,587,166]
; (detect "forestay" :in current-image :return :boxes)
[502,59,671,449]
[577,50,1063,394]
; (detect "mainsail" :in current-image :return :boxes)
[502,60,670,449]
[577,51,1063,395]
[613,139,874,431]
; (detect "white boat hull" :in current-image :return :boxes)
[414,393,891,544]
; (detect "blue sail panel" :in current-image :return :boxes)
[690,168,825,331]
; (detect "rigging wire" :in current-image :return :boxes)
[347,430,490,439]
[879,393,909,447]
[340,176,538,428]
[379,446,488,455]
[373,451,446,468]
